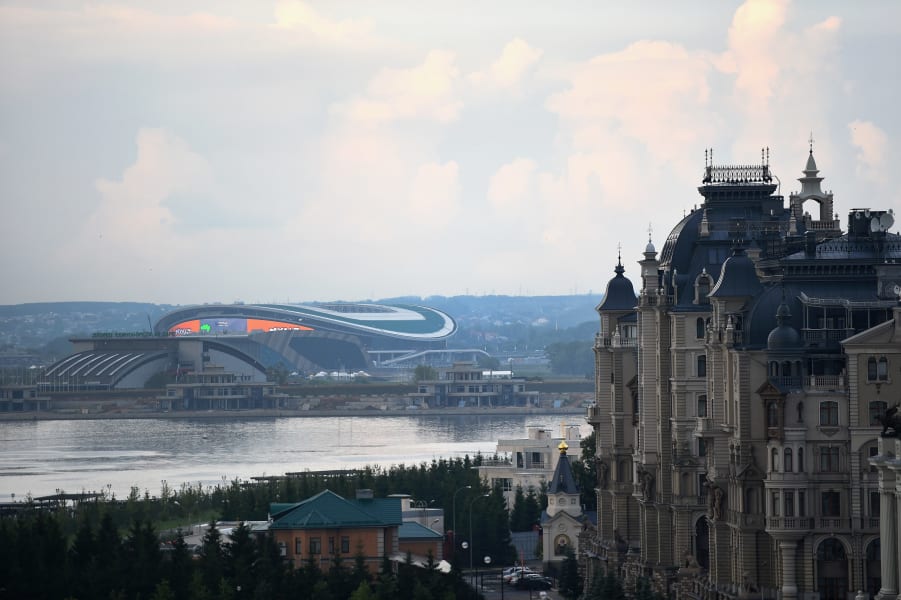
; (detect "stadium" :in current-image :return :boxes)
[41,302,457,390]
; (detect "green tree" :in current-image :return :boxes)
[558,547,583,599]
[413,364,437,382]
[572,430,598,511]
[509,486,528,531]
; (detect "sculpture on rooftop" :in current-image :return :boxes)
[877,403,901,437]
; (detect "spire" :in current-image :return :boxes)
[799,136,824,199]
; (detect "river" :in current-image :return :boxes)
[0,413,590,501]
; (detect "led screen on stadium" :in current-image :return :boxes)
[169,319,314,336]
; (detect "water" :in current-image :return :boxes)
[0,414,589,500]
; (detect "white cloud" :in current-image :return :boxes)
[470,38,543,90]
[272,1,372,44]
[331,50,462,124]
[848,120,888,184]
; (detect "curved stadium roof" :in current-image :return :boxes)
[154,302,457,341]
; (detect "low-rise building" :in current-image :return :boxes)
[479,424,582,509]
[409,361,538,408]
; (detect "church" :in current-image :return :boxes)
[583,146,900,600]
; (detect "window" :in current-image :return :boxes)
[697,355,707,378]
[870,401,887,425]
[767,402,779,427]
[698,439,707,457]
[771,448,779,471]
[328,537,335,554]
[309,537,322,555]
[820,447,840,472]
[870,491,880,516]
[798,491,806,517]
[295,537,303,555]
[696,317,705,339]
[492,478,513,491]
[784,491,794,517]
[771,491,780,516]
[798,447,804,473]
[341,536,350,553]
[878,356,889,381]
[784,448,793,472]
[819,401,838,426]
[697,275,711,305]
[279,541,287,557]
[821,491,841,517]
[698,394,707,418]
[867,357,878,381]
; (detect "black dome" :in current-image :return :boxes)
[597,261,637,311]
[767,300,802,349]
[709,247,762,298]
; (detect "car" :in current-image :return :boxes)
[514,573,553,591]
[503,567,536,583]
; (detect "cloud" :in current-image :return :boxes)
[488,158,537,210]
[409,161,461,224]
[848,120,888,184]
[330,50,462,124]
[470,38,543,90]
[272,1,373,45]
[66,128,212,267]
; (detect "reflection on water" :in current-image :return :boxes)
[0,414,589,500]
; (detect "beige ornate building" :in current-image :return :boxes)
[584,149,900,600]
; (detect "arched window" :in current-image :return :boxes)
[697,355,707,378]
[798,447,804,472]
[697,394,707,418]
[696,317,705,339]
[878,356,889,381]
[769,361,779,377]
[767,402,779,427]
[820,401,839,426]
[797,401,804,423]
[781,361,792,376]
[868,357,878,381]
[771,448,779,471]
[784,448,793,472]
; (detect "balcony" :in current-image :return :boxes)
[587,405,602,423]
[766,517,814,530]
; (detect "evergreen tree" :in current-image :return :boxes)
[199,521,225,592]
[558,547,583,599]
[509,485,528,531]
[226,521,257,599]
[166,531,194,600]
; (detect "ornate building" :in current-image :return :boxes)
[585,148,900,600]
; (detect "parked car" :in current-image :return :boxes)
[503,567,536,583]
[515,573,553,591]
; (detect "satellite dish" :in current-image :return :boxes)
[881,212,895,231]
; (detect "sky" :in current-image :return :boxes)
[1,0,899,305]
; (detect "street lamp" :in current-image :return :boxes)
[452,485,471,546]
[469,493,490,583]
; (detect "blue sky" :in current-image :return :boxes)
[1,0,899,304]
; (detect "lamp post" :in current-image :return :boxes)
[452,485,471,550]
[469,493,490,585]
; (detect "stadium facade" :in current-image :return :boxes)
[582,148,899,599]
[41,302,456,390]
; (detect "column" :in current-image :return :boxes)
[779,539,799,600]
[877,460,898,600]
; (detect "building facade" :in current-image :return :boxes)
[409,362,538,408]
[479,424,582,509]
[585,149,899,600]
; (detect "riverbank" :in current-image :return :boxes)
[0,404,588,422]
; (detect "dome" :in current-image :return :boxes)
[767,300,803,350]
[645,240,656,254]
[597,260,637,311]
[709,247,762,298]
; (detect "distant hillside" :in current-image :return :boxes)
[0,295,604,360]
